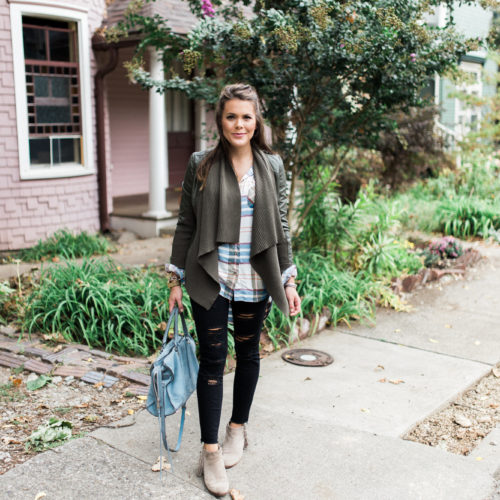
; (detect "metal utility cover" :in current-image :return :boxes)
[281,348,333,367]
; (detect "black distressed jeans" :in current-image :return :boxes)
[190,294,268,444]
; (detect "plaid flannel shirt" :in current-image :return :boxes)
[167,167,297,302]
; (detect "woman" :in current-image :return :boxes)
[166,83,301,496]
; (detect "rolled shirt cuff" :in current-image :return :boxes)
[281,264,297,286]
[167,264,296,287]
[165,263,185,284]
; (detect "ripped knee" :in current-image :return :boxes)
[235,334,253,343]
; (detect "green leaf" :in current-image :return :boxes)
[26,374,51,391]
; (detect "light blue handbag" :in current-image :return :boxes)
[146,307,199,475]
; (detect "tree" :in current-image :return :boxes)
[109,0,493,229]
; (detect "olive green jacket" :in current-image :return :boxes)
[170,147,294,314]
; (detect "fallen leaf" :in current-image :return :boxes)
[230,489,245,500]
[489,403,499,409]
[378,378,387,383]
[53,344,64,353]
[360,408,370,413]
[304,377,312,381]
[42,332,67,343]
[34,493,47,500]
[85,357,94,363]
[475,456,483,461]
[1,436,21,444]
[11,378,22,387]
[186,411,191,416]
[263,344,274,353]
[27,375,51,391]
[136,395,147,401]
[374,365,385,371]
[394,329,401,333]
[83,415,98,422]
[151,456,171,472]
[74,403,89,408]
[52,257,60,263]
[128,409,135,415]
[389,379,405,385]
[492,367,500,378]
[94,382,104,388]
[429,338,439,343]
[444,324,452,329]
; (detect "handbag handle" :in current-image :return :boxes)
[162,306,191,346]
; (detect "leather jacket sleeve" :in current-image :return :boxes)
[170,153,197,268]
[273,155,294,269]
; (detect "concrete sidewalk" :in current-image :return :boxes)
[1,244,499,499]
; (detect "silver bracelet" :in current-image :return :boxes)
[284,282,297,289]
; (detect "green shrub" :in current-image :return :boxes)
[22,258,171,356]
[0,281,17,326]
[20,252,398,356]
[264,250,393,346]
[19,229,115,262]
[434,197,500,238]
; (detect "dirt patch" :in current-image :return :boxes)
[404,367,500,455]
[0,366,147,475]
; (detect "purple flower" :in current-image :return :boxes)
[340,43,345,48]
[201,0,215,17]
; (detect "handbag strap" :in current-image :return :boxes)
[154,357,188,480]
[168,405,186,453]
[162,307,180,346]
[158,368,174,478]
[162,307,193,346]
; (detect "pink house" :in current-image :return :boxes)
[0,0,211,250]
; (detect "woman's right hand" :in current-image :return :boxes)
[168,285,184,313]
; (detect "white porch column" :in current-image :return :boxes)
[143,47,171,218]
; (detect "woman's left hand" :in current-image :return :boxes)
[285,287,301,316]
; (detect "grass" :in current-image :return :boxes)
[263,249,401,347]
[19,248,398,356]
[22,258,171,356]
[18,229,115,262]
[434,197,500,238]
[0,382,26,402]
[391,154,500,239]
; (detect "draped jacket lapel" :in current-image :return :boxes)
[197,148,285,260]
[173,147,292,314]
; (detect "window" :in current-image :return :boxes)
[455,61,483,138]
[23,17,82,166]
[10,2,94,179]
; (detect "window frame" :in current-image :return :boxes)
[10,1,95,180]
[455,61,483,138]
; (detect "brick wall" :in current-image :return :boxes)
[0,0,108,251]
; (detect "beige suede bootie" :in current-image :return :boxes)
[196,445,229,497]
[221,422,248,468]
